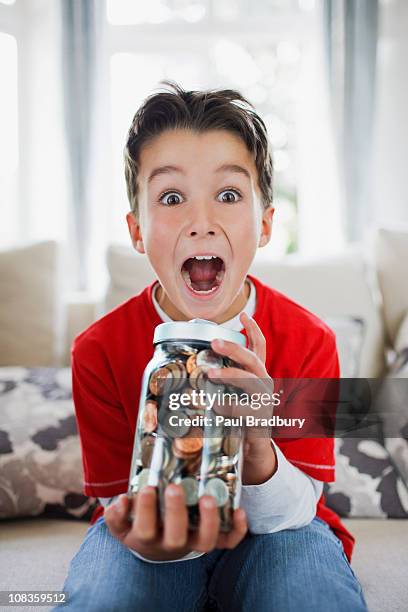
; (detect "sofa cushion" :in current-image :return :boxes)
[375,227,408,346]
[0,367,98,520]
[324,438,408,518]
[0,241,64,367]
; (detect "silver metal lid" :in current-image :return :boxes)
[153,318,246,346]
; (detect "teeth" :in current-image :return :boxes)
[193,255,218,260]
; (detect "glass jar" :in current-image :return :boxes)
[127,318,246,532]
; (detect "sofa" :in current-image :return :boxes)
[1,228,408,612]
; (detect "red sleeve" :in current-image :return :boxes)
[71,336,133,498]
[274,326,340,482]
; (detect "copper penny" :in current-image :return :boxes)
[149,367,172,395]
[186,354,197,374]
[143,400,158,433]
[189,366,206,390]
[173,429,203,455]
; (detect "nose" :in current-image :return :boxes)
[186,202,219,238]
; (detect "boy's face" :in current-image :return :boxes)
[126,128,274,323]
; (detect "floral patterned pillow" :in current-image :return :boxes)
[324,437,408,518]
[0,367,98,520]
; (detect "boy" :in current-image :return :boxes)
[56,82,368,611]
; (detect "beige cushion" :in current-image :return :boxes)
[102,244,157,315]
[103,244,385,377]
[375,227,408,347]
[0,241,64,366]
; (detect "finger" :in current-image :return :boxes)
[208,367,272,397]
[104,494,132,541]
[215,508,248,549]
[130,486,158,544]
[210,338,266,377]
[162,484,189,552]
[239,312,266,364]
[188,495,220,552]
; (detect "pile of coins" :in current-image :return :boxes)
[128,341,243,532]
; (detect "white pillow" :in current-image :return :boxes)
[101,244,156,315]
[0,241,64,366]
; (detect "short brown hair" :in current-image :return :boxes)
[124,80,273,216]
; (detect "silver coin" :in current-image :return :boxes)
[159,409,191,438]
[181,477,199,506]
[204,477,230,507]
[196,349,224,370]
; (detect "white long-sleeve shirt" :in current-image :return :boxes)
[99,278,323,563]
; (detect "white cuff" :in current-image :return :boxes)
[240,440,323,534]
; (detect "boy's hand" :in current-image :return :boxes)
[104,484,247,562]
[208,311,278,485]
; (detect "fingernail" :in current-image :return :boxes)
[166,486,181,497]
[208,368,220,377]
[202,497,215,509]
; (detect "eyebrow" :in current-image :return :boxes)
[147,163,251,184]
[215,164,251,181]
[147,165,185,184]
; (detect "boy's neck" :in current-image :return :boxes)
[155,279,251,324]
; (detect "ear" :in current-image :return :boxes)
[126,212,145,254]
[258,205,274,247]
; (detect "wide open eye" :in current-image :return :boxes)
[217,188,242,203]
[159,191,184,206]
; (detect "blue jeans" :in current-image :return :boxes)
[53,515,368,612]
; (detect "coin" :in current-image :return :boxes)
[166,361,187,390]
[196,349,224,370]
[181,477,199,506]
[184,452,202,475]
[173,427,203,455]
[189,366,207,390]
[167,343,197,356]
[186,354,197,374]
[204,477,229,507]
[222,436,241,456]
[143,400,158,433]
[141,435,156,467]
[159,409,191,438]
[149,367,173,395]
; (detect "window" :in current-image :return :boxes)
[0,31,18,246]
[106,0,316,259]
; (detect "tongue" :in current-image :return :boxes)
[185,259,218,291]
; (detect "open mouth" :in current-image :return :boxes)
[181,255,226,295]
